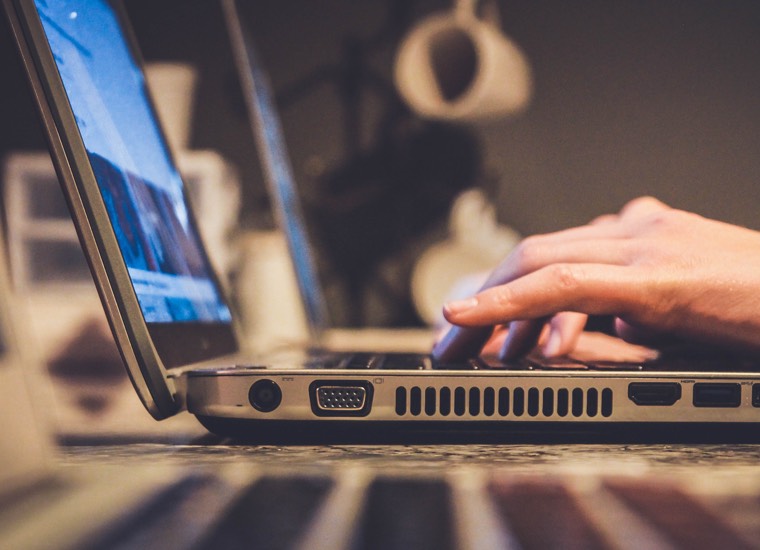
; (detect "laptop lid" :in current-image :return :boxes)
[5,0,239,419]
[221,0,330,340]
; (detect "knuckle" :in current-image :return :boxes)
[624,195,665,214]
[642,209,693,234]
[649,210,675,226]
[590,213,616,226]
[548,264,581,290]
[621,196,670,222]
[491,285,514,308]
[512,236,543,269]
[629,196,660,209]
[619,240,644,265]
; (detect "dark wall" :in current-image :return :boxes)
[482,1,760,232]
[2,0,760,324]
[6,1,759,231]
[134,0,760,234]
[0,9,47,155]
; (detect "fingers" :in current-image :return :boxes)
[481,326,509,356]
[498,318,548,361]
[544,312,588,355]
[618,196,670,220]
[445,263,640,328]
[437,264,641,361]
[479,238,636,311]
[614,317,674,347]
[477,199,671,297]
[588,213,618,226]
[494,312,588,360]
[432,324,494,362]
[480,206,668,294]
[433,196,674,361]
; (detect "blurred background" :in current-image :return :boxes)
[2,0,760,331]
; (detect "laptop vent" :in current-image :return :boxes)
[395,386,613,419]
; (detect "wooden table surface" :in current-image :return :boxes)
[56,437,760,549]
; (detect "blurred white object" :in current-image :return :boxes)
[145,62,198,152]
[4,152,92,291]
[394,0,532,122]
[235,230,310,352]
[4,150,240,292]
[178,150,241,283]
[2,150,237,437]
[412,188,520,325]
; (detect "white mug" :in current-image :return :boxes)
[234,230,310,353]
[394,0,532,121]
[145,62,198,152]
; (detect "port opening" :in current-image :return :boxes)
[693,383,741,408]
[249,379,282,412]
[628,382,681,406]
[753,384,760,408]
[309,380,374,417]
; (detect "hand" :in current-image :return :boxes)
[432,196,760,361]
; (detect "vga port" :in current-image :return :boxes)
[317,386,366,410]
[309,380,373,417]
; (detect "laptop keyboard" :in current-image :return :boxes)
[300,351,760,373]
[303,351,530,371]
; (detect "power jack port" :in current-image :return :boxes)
[249,379,282,412]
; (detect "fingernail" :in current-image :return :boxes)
[543,330,563,357]
[444,297,479,315]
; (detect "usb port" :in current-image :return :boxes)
[693,383,741,408]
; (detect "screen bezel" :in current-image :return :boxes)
[5,0,239,418]
[222,0,330,339]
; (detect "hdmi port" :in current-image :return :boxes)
[628,382,682,406]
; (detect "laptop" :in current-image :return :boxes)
[3,244,758,547]
[6,0,760,442]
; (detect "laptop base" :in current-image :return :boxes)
[195,416,760,445]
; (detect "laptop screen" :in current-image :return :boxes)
[223,0,329,334]
[35,0,231,324]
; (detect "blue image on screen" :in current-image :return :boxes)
[35,0,231,323]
